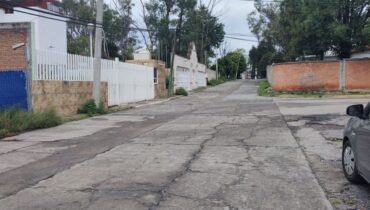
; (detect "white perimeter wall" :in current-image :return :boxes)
[0,7,67,53]
[35,50,155,106]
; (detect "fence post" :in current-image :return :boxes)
[339,60,345,92]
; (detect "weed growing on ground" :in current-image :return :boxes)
[0,108,62,139]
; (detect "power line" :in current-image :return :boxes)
[0,3,156,32]
[0,0,100,26]
[240,0,344,5]
[225,36,259,42]
[226,33,257,37]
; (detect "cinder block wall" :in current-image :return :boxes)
[32,81,108,116]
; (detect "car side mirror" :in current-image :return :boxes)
[347,104,364,118]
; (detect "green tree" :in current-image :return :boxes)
[248,40,283,78]
[331,0,370,58]
[181,5,225,64]
[215,50,247,79]
[62,0,135,60]
[142,0,224,66]
[247,0,370,60]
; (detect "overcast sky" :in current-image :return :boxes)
[105,0,258,55]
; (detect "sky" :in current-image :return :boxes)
[105,0,258,56]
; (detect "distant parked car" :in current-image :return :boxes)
[342,102,370,184]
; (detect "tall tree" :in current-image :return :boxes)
[331,0,370,58]
[141,0,224,66]
[247,0,370,61]
[213,49,247,79]
[62,0,136,59]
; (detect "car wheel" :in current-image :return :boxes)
[342,141,363,183]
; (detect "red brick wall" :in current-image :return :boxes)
[345,59,370,91]
[272,61,340,91]
[0,30,27,70]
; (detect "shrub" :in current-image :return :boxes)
[97,101,107,115]
[28,109,62,129]
[78,99,106,116]
[77,99,97,116]
[208,77,227,86]
[0,108,62,138]
[175,87,188,96]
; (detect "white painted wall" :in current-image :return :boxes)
[35,50,155,106]
[173,43,207,91]
[133,48,151,60]
[0,7,67,53]
[206,69,216,81]
[351,51,370,59]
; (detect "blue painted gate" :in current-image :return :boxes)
[0,71,28,110]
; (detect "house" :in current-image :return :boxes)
[0,0,67,53]
[173,42,207,91]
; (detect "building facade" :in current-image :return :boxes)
[173,43,207,91]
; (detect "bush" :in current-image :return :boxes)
[258,80,272,96]
[28,110,62,129]
[175,87,188,96]
[0,108,62,138]
[78,99,106,116]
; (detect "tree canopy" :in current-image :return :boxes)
[62,0,136,60]
[141,0,225,66]
[247,0,370,76]
[211,49,247,79]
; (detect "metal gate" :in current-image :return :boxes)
[0,71,28,110]
[196,71,207,87]
[175,66,191,90]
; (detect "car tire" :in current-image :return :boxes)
[342,141,363,184]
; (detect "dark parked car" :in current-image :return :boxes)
[342,102,370,183]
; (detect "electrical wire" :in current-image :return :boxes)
[225,36,259,42]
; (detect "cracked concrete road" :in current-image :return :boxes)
[0,81,332,210]
[276,97,370,209]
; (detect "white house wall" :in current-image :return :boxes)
[0,7,67,53]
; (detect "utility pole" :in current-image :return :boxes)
[93,0,103,105]
[235,53,242,79]
[167,30,177,97]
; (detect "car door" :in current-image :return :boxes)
[355,105,370,179]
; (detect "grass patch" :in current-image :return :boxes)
[0,108,62,139]
[175,87,188,96]
[258,80,273,96]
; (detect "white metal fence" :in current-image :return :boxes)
[35,50,154,106]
